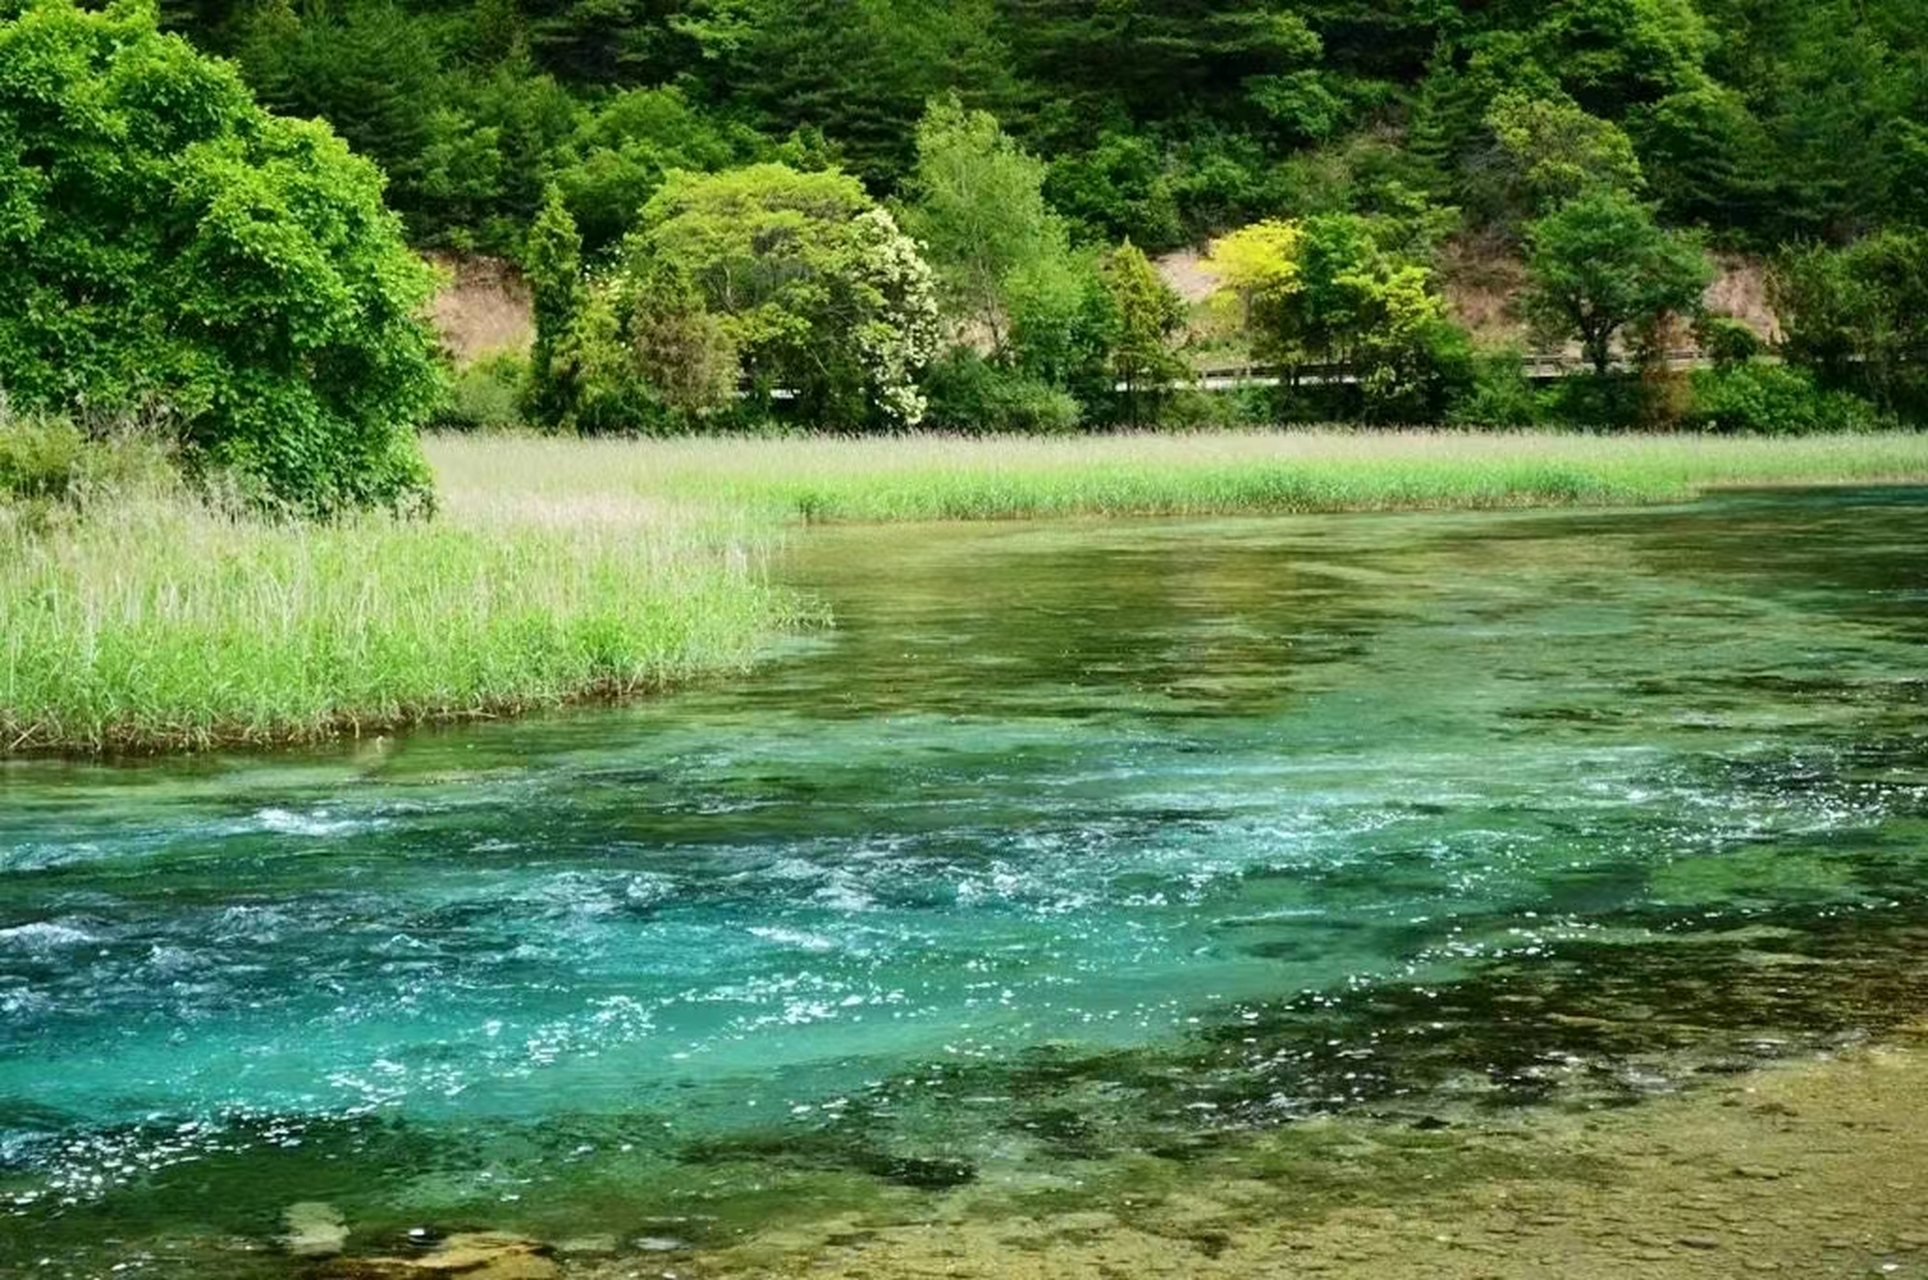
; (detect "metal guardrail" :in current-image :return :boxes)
[1157,350,1722,394]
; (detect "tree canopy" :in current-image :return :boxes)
[0,0,441,513]
[1524,190,1714,378]
[7,0,1917,448]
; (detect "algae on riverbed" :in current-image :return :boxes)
[679,1037,1928,1280]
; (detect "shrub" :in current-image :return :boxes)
[0,0,442,515]
[1543,373,1648,428]
[431,353,530,433]
[1,404,180,536]
[1685,364,1889,435]
[1695,315,1765,370]
[1448,347,1547,428]
[1157,387,1276,431]
[922,349,1082,434]
[1772,230,1928,417]
[0,410,88,502]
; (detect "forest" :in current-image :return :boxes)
[174,0,1928,440]
[3,0,1927,511]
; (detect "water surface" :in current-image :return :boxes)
[3,489,1926,1275]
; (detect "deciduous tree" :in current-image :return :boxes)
[0,0,441,513]
[1524,190,1712,379]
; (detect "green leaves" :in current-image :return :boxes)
[1103,241,1186,427]
[0,0,440,515]
[1524,189,1712,378]
[1772,230,1928,415]
[522,162,942,432]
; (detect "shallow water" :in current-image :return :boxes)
[3,489,1927,1275]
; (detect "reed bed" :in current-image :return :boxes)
[428,429,1928,524]
[0,483,803,755]
[6,428,1928,755]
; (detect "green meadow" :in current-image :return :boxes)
[7,429,1928,755]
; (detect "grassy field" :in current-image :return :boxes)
[7,429,1928,755]
[432,429,1928,523]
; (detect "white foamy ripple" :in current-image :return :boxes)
[0,921,96,952]
[253,807,375,838]
[746,925,840,952]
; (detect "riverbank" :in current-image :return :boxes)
[0,474,809,755]
[7,429,1928,755]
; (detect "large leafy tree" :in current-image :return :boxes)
[900,98,1067,352]
[0,0,441,514]
[1472,91,1643,223]
[607,164,941,429]
[1103,241,1186,429]
[1524,190,1713,378]
[1771,230,1928,415]
[1206,213,1468,419]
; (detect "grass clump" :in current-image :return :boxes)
[0,433,806,754]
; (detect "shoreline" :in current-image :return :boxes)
[217,1029,1928,1278]
[6,430,1928,758]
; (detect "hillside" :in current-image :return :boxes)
[162,0,1922,263]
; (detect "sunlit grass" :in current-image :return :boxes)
[6,427,1928,755]
[428,428,1928,524]
[0,476,805,755]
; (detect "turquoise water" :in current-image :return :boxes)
[3,489,1927,1274]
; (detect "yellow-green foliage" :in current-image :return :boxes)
[1205,219,1304,312]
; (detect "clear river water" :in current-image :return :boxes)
[3,488,1927,1277]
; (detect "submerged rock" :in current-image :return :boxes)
[553,1234,619,1255]
[283,1202,350,1257]
[415,1232,558,1276]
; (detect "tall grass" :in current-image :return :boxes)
[0,473,804,755]
[428,429,1928,523]
[7,427,1928,755]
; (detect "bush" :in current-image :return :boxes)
[0,0,442,515]
[431,353,530,433]
[1448,347,1547,428]
[1695,315,1765,370]
[1156,387,1276,430]
[1,405,180,536]
[1543,373,1649,428]
[922,349,1083,434]
[1772,231,1928,418]
[1685,363,1890,435]
[0,410,88,503]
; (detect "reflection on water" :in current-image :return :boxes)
[1,488,1925,1275]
